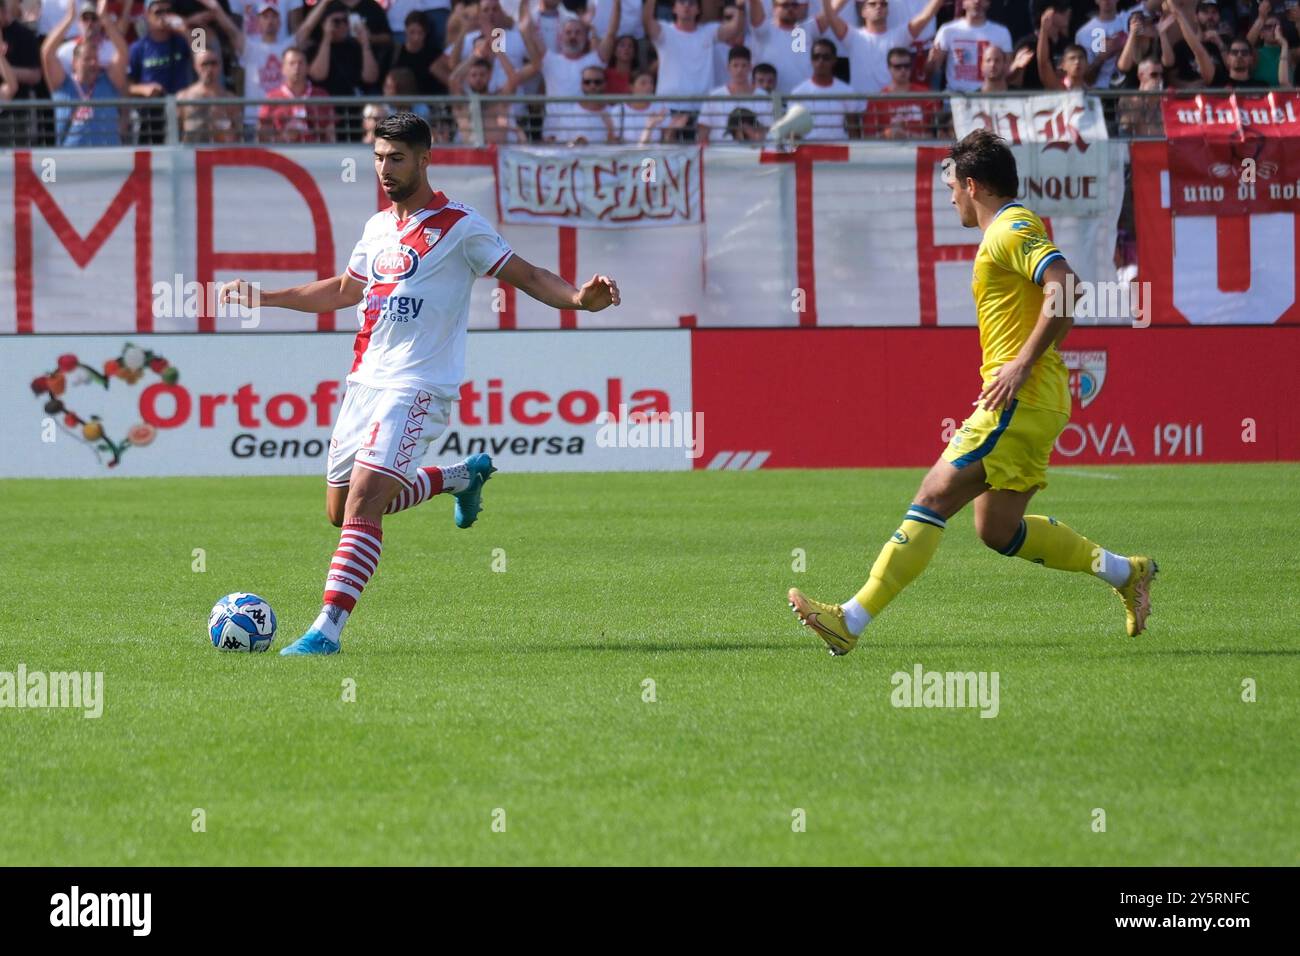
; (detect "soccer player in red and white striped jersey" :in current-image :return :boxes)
[220,112,620,655]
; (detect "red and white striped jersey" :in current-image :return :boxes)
[345,191,513,397]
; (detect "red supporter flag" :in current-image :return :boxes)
[1162,91,1300,216]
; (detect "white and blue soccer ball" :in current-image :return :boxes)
[208,593,277,652]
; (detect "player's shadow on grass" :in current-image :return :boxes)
[1093,648,1300,658]
[521,640,797,653]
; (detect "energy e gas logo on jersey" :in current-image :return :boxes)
[372,245,420,282]
[1060,350,1106,409]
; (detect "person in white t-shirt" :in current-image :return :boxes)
[233,0,290,42]
[698,43,774,141]
[884,0,938,85]
[822,0,943,94]
[747,0,846,93]
[788,35,859,139]
[543,63,619,142]
[516,0,617,96]
[432,0,528,94]
[928,0,1013,92]
[589,0,644,42]
[197,0,314,127]
[219,112,620,657]
[1075,0,1128,88]
[643,0,745,122]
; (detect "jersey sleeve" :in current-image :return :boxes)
[346,235,369,284]
[987,216,1064,285]
[461,216,514,278]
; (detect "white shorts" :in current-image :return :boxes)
[326,382,452,489]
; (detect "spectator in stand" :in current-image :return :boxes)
[43,0,129,145]
[258,44,336,140]
[176,47,241,141]
[57,2,113,76]
[448,50,529,142]
[1076,0,1128,88]
[128,0,192,94]
[748,0,843,94]
[1,0,42,96]
[517,0,617,97]
[1037,9,1091,88]
[433,0,528,95]
[386,0,448,53]
[978,38,1026,89]
[308,2,379,97]
[1116,2,1160,87]
[1010,0,1067,90]
[1248,4,1296,85]
[1161,0,1227,87]
[389,11,445,95]
[311,0,392,59]
[1207,27,1291,85]
[698,43,772,141]
[169,0,237,60]
[232,0,289,42]
[825,0,944,95]
[928,0,1011,92]
[621,68,668,142]
[590,0,645,47]
[195,0,308,131]
[543,62,618,141]
[377,64,432,119]
[1118,55,1164,135]
[527,0,580,54]
[789,35,859,139]
[863,45,936,138]
[885,0,941,86]
[605,33,641,92]
[642,0,746,138]
[753,59,778,92]
[128,0,191,142]
[0,35,19,102]
[2,0,48,146]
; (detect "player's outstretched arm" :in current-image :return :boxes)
[496,255,620,312]
[978,258,1078,412]
[219,273,365,314]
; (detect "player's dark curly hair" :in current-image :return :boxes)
[374,112,432,151]
[949,128,1019,200]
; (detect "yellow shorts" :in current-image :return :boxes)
[941,400,1069,492]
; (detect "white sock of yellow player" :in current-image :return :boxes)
[840,598,872,636]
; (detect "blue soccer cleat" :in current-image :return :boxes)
[454,453,497,529]
[278,630,340,656]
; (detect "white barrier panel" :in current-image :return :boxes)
[1,330,694,477]
[0,141,1126,334]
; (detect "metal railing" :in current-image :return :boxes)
[0,89,1204,149]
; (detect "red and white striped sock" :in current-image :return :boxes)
[383,462,472,515]
[313,517,383,643]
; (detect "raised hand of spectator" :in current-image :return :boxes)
[1039,7,1059,41]
[1011,46,1034,73]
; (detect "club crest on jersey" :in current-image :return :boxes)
[372,245,420,281]
[422,228,441,245]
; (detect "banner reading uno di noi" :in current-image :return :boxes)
[1162,91,1300,216]
[950,91,1110,217]
[496,146,704,227]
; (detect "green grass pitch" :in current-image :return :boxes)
[2,463,1297,866]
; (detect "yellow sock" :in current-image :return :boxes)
[854,504,946,617]
[1003,514,1097,573]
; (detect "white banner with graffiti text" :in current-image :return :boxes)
[950,91,1111,217]
[496,145,704,227]
[0,330,695,478]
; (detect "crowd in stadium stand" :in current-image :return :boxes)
[0,0,1295,145]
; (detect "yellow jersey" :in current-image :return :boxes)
[971,203,1070,415]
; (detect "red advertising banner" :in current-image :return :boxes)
[691,327,1300,468]
[1162,92,1300,216]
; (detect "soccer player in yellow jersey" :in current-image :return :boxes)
[788,129,1157,655]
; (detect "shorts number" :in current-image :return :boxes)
[362,421,381,449]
